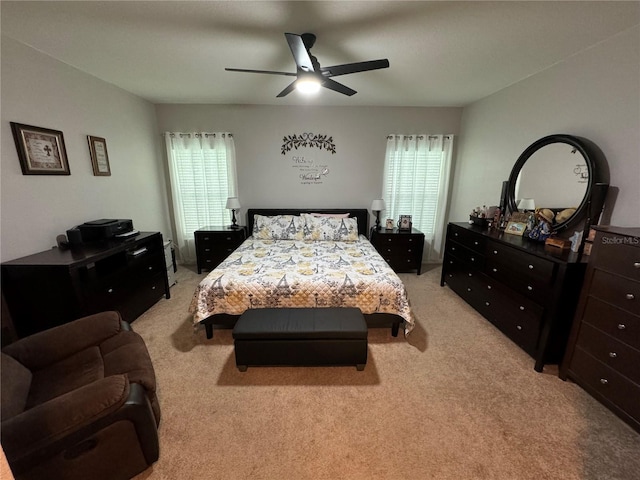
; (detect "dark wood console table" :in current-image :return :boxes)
[1,232,170,338]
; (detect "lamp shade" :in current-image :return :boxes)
[226,197,241,209]
[517,198,535,211]
[371,199,386,212]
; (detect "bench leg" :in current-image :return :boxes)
[205,323,214,339]
[356,364,365,371]
[237,365,248,372]
[391,321,400,337]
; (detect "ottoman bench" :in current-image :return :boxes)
[232,307,368,371]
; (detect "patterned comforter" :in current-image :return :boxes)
[189,235,414,334]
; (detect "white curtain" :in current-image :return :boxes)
[382,134,454,263]
[164,132,237,264]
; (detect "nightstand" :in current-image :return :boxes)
[195,226,246,274]
[370,227,424,274]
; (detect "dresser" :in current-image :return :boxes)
[370,227,425,274]
[441,222,586,371]
[195,226,247,274]
[1,232,170,338]
[560,226,640,432]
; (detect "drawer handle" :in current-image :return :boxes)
[452,246,456,250]
[226,236,232,240]
[148,266,153,270]
[487,285,492,290]
[151,286,156,290]
[408,249,412,253]
[485,302,490,306]
[634,262,640,269]
[609,352,617,358]
[618,324,626,330]
[528,264,534,269]
[409,239,413,242]
[388,239,392,242]
[468,273,473,277]
[467,288,472,292]
[449,260,453,265]
[519,306,525,311]
[448,274,453,278]
[626,293,635,300]
[205,248,211,252]
[471,257,475,262]
[527,285,533,291]
[492,268,498,273]
[516,325,522,330]
[600,378,608,385]
[387,248,392,252]
[474,241,479,245]
[107,288,114,294]
[203,237,210,241]
[493,250,498,255]
[454,233,459,237]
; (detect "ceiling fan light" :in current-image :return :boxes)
[296,78,321,94]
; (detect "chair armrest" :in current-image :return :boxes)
[1,375,129,464]
[2,311,125,369]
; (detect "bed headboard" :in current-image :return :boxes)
[246,208,370,237]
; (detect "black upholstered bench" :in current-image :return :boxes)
[232,308,368,371]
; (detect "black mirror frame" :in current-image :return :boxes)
[506,134,609,234]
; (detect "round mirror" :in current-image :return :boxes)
[506,134,609,233]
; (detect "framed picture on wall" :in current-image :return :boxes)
[88,135,111,176]
[10,122,70,175]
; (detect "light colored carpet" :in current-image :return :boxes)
[132,265,640,480]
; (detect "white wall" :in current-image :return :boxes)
[453,26,640,228]
[155,105,461,233]
[1,37,172,262]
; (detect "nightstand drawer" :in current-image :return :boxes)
[195,226,246,273]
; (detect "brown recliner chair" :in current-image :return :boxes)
[1,311,160,480]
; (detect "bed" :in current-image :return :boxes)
[189,208,414,339]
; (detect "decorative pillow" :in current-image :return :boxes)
[252,215,304,240]
[309,212,351,219]
[302,213,359,241]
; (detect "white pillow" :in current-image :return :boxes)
[252,215,304,240]
[302,213,359,241]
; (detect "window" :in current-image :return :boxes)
[382,134,454,262]
[164,132,237,263]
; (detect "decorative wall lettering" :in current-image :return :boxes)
[282,132,335,185]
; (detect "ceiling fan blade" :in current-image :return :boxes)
[322,78,357,96]
[285,33,315,72]
[225,68,296,77]
[321,59,390,77]
[276,81,297,98]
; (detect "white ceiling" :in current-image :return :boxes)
[2,1,639,107]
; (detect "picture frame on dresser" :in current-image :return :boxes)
[10,122,70,175]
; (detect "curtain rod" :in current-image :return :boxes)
[163,132,233,138]
[386,134,452,140]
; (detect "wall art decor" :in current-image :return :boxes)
[87,135,111,176]
[282,132,336,185]
[281,133,336,155]
[10,122,70,175]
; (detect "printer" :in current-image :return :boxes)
[67,219,135,245]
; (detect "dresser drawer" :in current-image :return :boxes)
[593,233,640,281]
[485,256,552,301]
[582,296,640,350]
[576,322,640,385]
[447,242,486,270]
[486,242,556,282]
[570,347,640,424]
[449,224,485,252]
[591,269,640,316]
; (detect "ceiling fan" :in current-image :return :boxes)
[225,33,390,97]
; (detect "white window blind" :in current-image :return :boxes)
[382,134,454,262]
[164,132,237,264]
